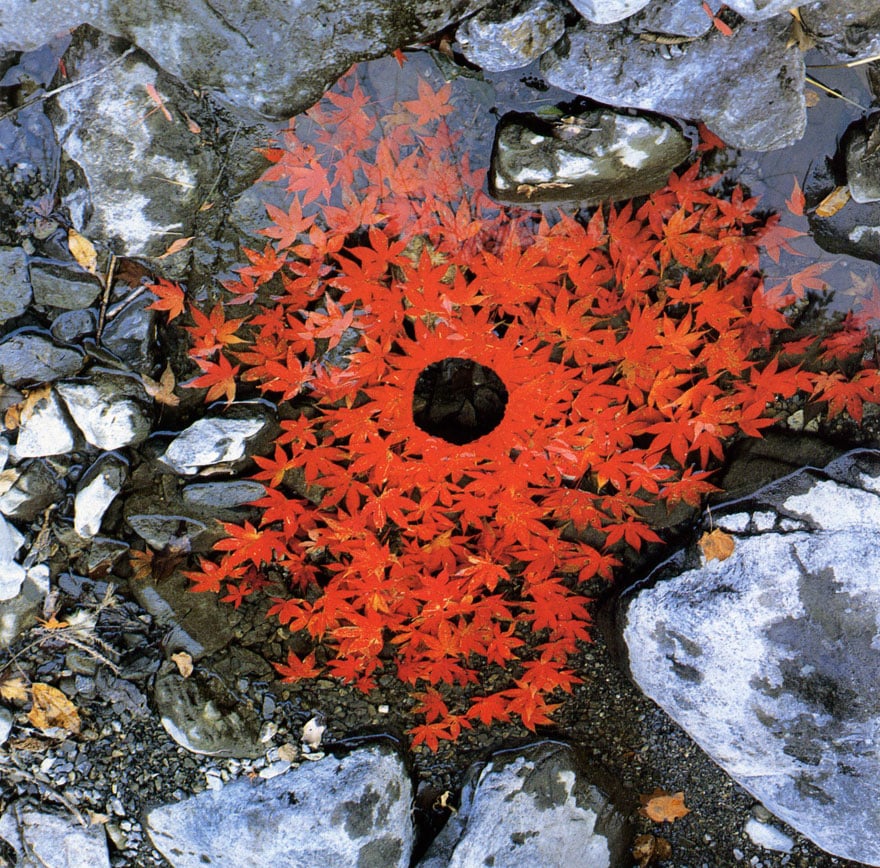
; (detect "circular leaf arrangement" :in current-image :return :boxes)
[181,60,880,749]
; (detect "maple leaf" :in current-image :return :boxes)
[757,213,805,263]
[274,651,321,683]
[186,303,247,357]
[699,528,735,562]
[185,353,240,404]
[145,278,186,321]
[403,78,454,127]
[640,788,690,823]
[141,363,180,407]
[214,520,288,568]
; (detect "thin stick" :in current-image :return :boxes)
[95,253,118,343]
[804,75,868,111]
[808,53,880,69]
[0,46,137,123]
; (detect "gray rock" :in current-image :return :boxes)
[28,258,102,309]
[725,0,793,19]
[0,329,84,387]
[0,563,49,646]
[805,153,880,264]
[99,292,157,373]
[181,480,266,509]
[0,803,110,868]
[125,512,207,550]
[541,15,805,151]
[159,405,273,476]
[419,741,631,868]
[800,1,880,63]
[0,706,12,745]
[0,1,482,121]
[130,570,236,659]
[49,27,214,259]
[844,114,880,204]
[622,449,880,866]
[73,452,128,538]
[50,308,97,343]
[152,660,265,758]
[628,0,712,37]
[457,0,566,72]
[13,386,78,458]
[744,817,794,853]
[0,459,64,522]
[567,0,652,24]
[145,742,413,867]
[490,108,690,205]
[0,513,26,600]
[56,370,152,450]
[0,247,32,323]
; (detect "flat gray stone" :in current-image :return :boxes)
[419,742,631,868]
[567,0,651,24]
[56,371,152,450]
[491,108,690,205]
[73,452,128,538]
[0,329,84,388]
[457,0,566,72]
[145,742,413,867]
[13,386,78,458]
[29,258,102,309]
[542,15,805,151]
[0,247,31,323]
[0,803,110,868]
[623,450,880,865]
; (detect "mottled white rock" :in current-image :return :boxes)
[159,410,270,475]
[55,373,151,450]
[567,0,651,24]
[745,817,794,853]
[73,453,128,538]
[0,514,25,601]
[145,742,413,867]
[420,742,631,868]
[13,387,77,458]
[0,803,110,868]
[623,450,880,866]
[725,0,797,19]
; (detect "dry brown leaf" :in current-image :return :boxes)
[804,89,821,107]
[141,364,180,406]
[4,404,20,430]
[0,468,19,496]
[129,548,155,582]
[639,788,690,823]
[146,82,173,122]
[67,228,98,275]
[18,384,53,425]
[28,683,81,735]
[632,833,673,868]
[157,236,194,259]
[0,674,29,703]
[815,185,851,218]
[183,113,201,135]
[171,651,193,678]
[699,528,735,562]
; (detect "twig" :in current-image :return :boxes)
[0,47,137,124]
[95,253,118,344]
[804,75,868,111]
[808,53,880,69]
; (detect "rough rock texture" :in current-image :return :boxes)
[0,0,485,120]
[541,15,805,151]
[844,114,880,204]
[49,27,215,259]
[801,0,880,62]
[567,0,652,24]
[623,449,880,866]
[490,108,690,204]
[456,0,567,72]
[418,741,632,868]
[0,248,32,323]
[145,741,414,867]
[0,803,111,868]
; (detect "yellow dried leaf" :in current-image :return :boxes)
[804,89,821,108]
[4,404,20,430]
[67,228,98,275]
[129,548,155,582]
[38,613,69,631]
[28,683,81,735]
[699,528,735,562]
[171,651,193,678]
[639,788,690,823]
[19,385,53,424]
[157,236,194,259]
[141,364,180,406]
[0,675,29,703]
[815,185,851,218]
[0,468,19,496]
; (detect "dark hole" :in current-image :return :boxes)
[412,358,508,444]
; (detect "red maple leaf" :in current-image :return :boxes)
[145,278,185,321]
